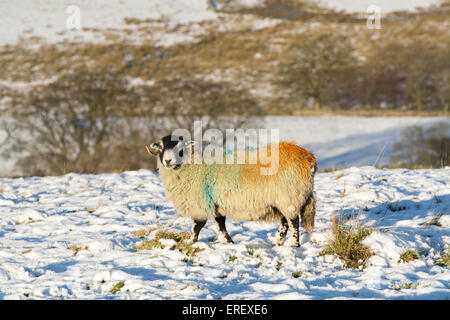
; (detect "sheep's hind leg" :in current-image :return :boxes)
[214,215,234,243]
[275,217,289,246]
[190,219,207,243]
[301,195,316,233]
[286,216,300,247]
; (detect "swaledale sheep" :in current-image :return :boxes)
[147,135,317,247]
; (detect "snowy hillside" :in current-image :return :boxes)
[0,167,448,299]
[0,0,217,46]
[319,0,443,13]
[0,0,444,46]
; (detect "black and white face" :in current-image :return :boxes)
[148,135,188,170]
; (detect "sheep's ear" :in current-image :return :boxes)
[146,142,162,156]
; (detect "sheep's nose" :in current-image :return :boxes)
[165,159,172,166]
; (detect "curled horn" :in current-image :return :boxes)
[145,145,152,156]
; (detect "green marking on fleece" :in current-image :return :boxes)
[201,164,242,217]
[202,165,217,217]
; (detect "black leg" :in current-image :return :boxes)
[190,219,207,243]
[287,216,300,247]
[275,216,289,246]
[214,215,234,243]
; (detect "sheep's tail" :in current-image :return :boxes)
[300,194,316,233]
[310,155,318,176]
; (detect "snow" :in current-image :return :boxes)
[318,0,443,13]
[0,167,448,299]
[0,0,217,46]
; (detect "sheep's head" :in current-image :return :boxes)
[147,135,192,170]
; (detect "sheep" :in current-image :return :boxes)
[147,134,317,247]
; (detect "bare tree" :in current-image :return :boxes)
[2,71,262,176]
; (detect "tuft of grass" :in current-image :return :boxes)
[436,251,450,267]
[390,282,417,290]
[182,257,194,264]
[275,261,283,271]
[110,281,125,294]
[420,214,442,227]
[247,247,260,258]
[68,245,88,256]
[135,238,165,251]
[292,271,303,278]
[229,255,238,262]
[340,181,346,198]
[131,227,156,238]
[320,213,373,269]
[176,241,204,257]
[140,229,189,243]
[335,173,345,180]
[135,229,204,256]
[398,250,420,263]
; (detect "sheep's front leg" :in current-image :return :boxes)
[275,217,289,246]
[214,215,234,243]
[190,219,207,243]
[287,216,300,247]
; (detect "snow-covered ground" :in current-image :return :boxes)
[0,167,448,299]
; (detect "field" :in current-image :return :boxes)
[0,166,448,299]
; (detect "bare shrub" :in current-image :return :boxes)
[390,122,449,168]
[274,34,355,111]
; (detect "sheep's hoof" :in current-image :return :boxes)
[224,238,234,244]
[188,236,198,244]
[219,235,234,244]
[289,241,300,248]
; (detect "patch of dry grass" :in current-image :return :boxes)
[320,213,373,269]
[334,173,345,180]
[436,251,450,267]
[131,227,157,239]
[110,281,125,294]
[420,214,442,227]
[398,250,420,263]
[292,271,302,278]
[135,229,204,257]
[389,282,416,290]
[68,245,89,256]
